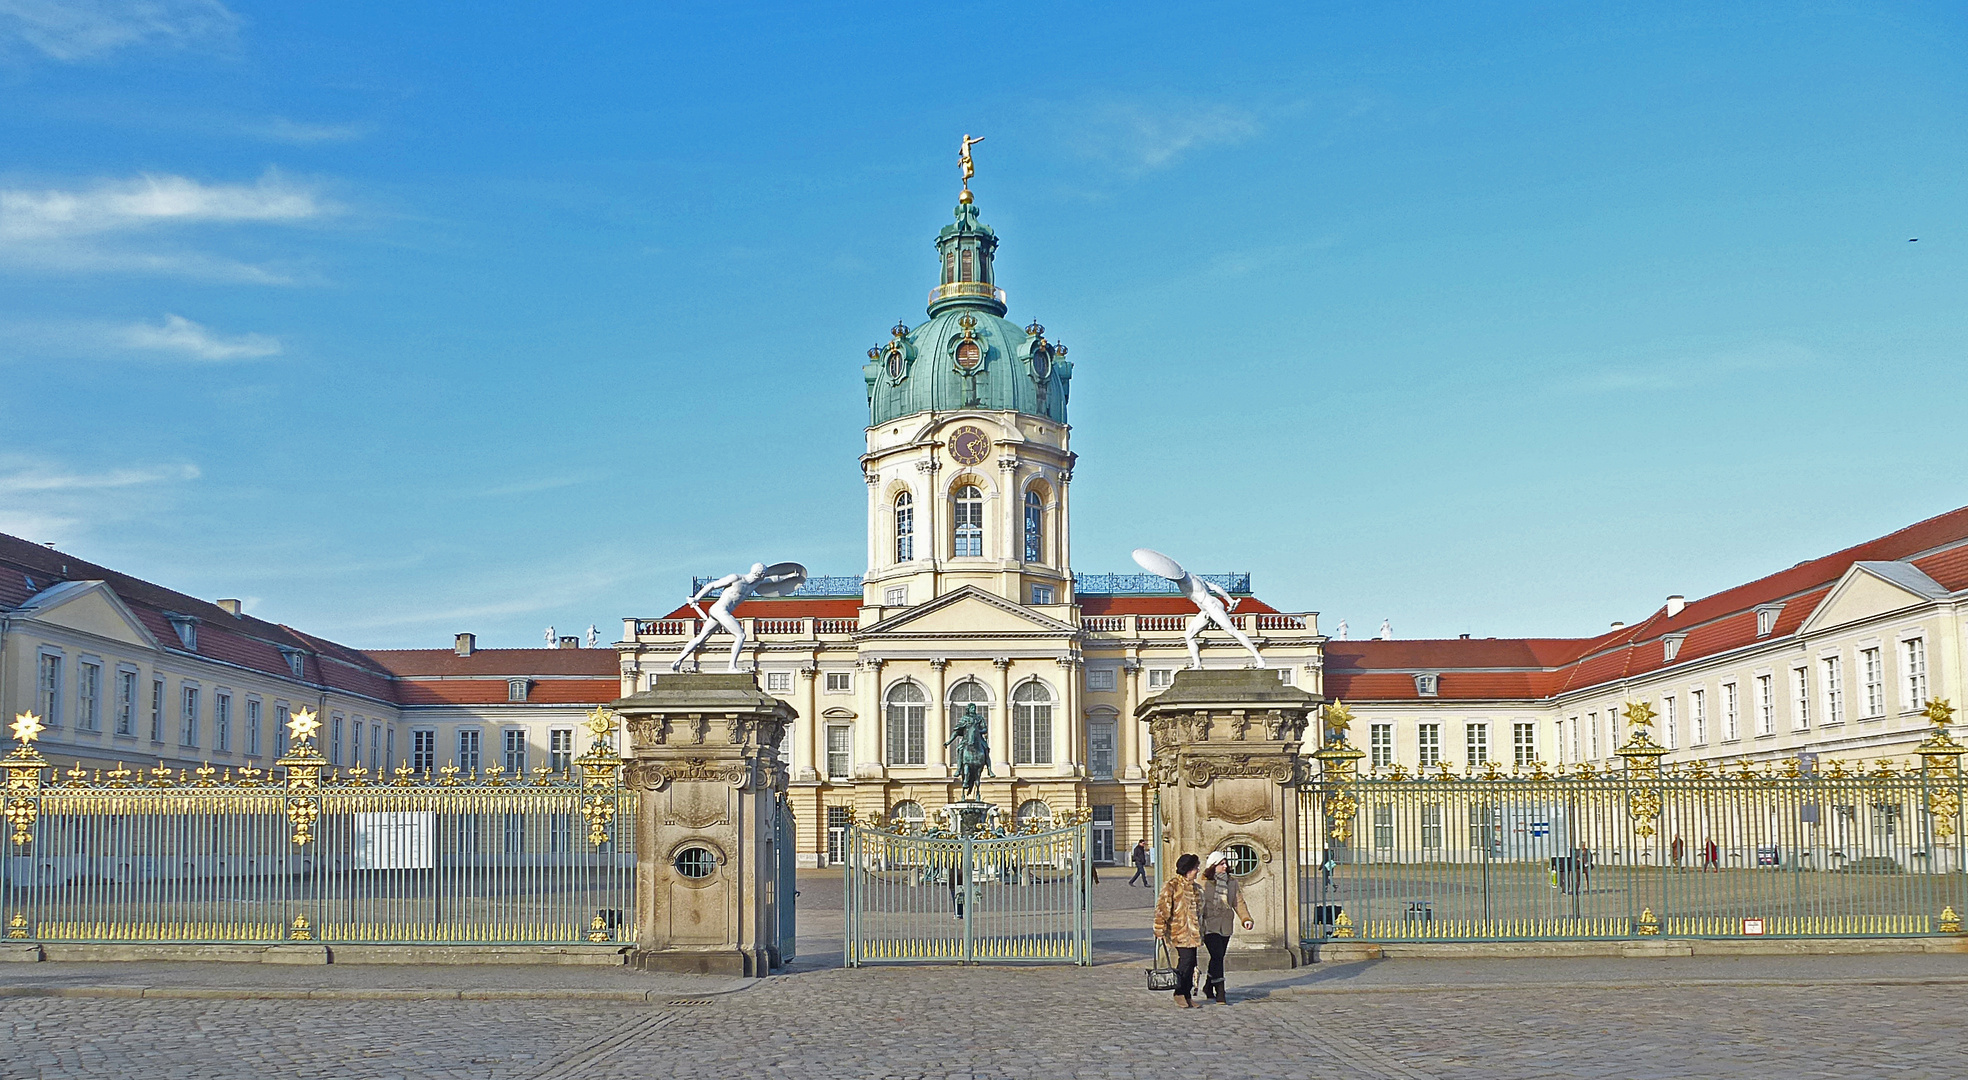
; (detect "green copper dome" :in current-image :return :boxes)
[863,200,1073,427]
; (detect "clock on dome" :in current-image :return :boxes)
[949,426,991,466]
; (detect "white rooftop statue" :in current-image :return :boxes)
[543,625,556,647]
[1334,620,1348,641]
[585,624,600,649]
[1378,619,1393,640]
[1130,548,1265,669]
[671,561,807,673]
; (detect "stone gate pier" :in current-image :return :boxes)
[611,673,795,976]
[1139,668,1320,969]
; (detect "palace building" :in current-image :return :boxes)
[618,186,1324,866]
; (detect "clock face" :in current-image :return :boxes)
[949,426,991,466]
[1031,344,1051,380]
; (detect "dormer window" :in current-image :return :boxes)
[508,679,530,703]
[166,614,198,651]
[1755,603,1784,638]
[1414,673,1439,697]
[1663,634,1686,663]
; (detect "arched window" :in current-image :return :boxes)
[1011,680,1054,766]
[959,247,974,282]
[1024,489,1043,563]
[884,682,926,766]
[894,492,914,563]
[953,485,984,558]
[889,800,925,830]
[949,679,991,733]
[1015,799,1052,827]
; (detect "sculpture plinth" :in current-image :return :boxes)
[611,673,794,977]
[1138,668,1318,970]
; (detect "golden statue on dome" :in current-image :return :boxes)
[959,133,984,203]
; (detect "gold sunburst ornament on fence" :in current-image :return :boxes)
[576,709,624,847]
[1917,699,1963,839]
[4,712,48,846]
[278,708,327,845]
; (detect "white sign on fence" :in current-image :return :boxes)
[352,812,436,870]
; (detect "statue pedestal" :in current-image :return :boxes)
[941,799,996,837]
[1139,669,1319,970]
[612,673,794,977]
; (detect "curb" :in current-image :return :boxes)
[1262,974,1968,998]
[0,984,759,1003]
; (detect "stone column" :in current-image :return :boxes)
[612,673,795,977]
[1138,668,1319,970]
[929,658,950,775]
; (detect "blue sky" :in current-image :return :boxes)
[1,2,1963,648]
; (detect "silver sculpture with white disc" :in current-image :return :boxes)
[1130,548,1265,669]
[671,561,808,672]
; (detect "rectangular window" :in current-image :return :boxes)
[825,672,852,693]
[1373,804,1394,849]
[457,729,481,773]
[351,719,363,766]
[1513,722,1536,768]
[1862,647,1884,717]
[826,806,851,864]
[1822,656,1844,724]
[825,726,851,779]
[1417,723,1440,768]
[151,678,166,741]
[38,654,62,727]
[412,729,437,773]
[1030,584,1053,605]
[385,728,394,771]
[1012,692,1053,765]
[1662,696,1677,750]
[1792,668,1810,731]
[504,729,527,775]
[246,699,262,756]
[1903,638,1928,710]
[1465,722,1489,765]
[116,669,137,736]
[549,728,574,773]
[1755,675,1773,737]
[1091,805,1115,864]
[1088,721,1116,779]
[1691,689,1707,744]
[330,715,343,765]
[180,685,199,746]
[1420,803,1443,850]
[1722,683,1739,741]
[214,692,231,751]
[1085,668,1116,692]
[1587,712,1599,758]
[371,726,380,771]
[765,671,792,693]
[1369,723,1393,769]
[1148,668,1174,690]
[1469,804,1498,852]
[275,704,291,756]
[77,661,100,731]
[884,586,907,607]
[1567,717,1580,762]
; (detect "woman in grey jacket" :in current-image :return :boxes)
[1197,851,1254,1004]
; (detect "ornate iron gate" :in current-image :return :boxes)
[843,820,1093,965]
[775,797,797,964]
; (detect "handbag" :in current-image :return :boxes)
[1146,940,1181,992]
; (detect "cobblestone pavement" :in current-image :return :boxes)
[2,874,1965,1079]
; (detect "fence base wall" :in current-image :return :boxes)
[1308,934,1968,963]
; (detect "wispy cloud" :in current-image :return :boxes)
[119,313,279,361]
[477,476,587,498]
[0,0,237,62]
[1569,341,1815,394]
[1053,100,1264,176]
[0,462,200,494]
[0,172,331,282]
[237,117,371,145]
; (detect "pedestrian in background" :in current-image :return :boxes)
[1198,851,1254,1005]
[1128,839,1152,886]
[1153,852,1203,1008]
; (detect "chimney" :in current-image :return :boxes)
[454,633,476,656]
[216,599,242,616]
[558,636,580,649]
[1610,621,1625,630]
[1458,633,1471,639]
[1665,595,1686,618]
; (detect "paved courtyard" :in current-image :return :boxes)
[0,873,1963,1079]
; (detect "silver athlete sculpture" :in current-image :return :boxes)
[671,561,807,672]
[1131,548,1265,669]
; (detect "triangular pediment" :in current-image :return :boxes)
[1799,561,1951,636]
[15,581,160,649]
[861,586,1077,638]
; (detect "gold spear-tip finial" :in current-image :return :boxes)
[959,133,984,203]
[10,712,44,745]
[286,707,321,745]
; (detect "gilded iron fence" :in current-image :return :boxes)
[843,814,1094,966]
[0,708,636,947]
[1300,701,1968,944]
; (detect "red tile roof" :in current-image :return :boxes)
[1328,505,1968,703]
[393,678,621,707]
[366,648,619,678]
